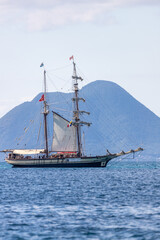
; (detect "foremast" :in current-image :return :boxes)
[43,67,49,157]
[71,58,91,157]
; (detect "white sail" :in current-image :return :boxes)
[51,112,77,152]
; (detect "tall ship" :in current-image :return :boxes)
[3,57,143,167]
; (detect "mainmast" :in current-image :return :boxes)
[71,57,91,157]
[72,61,82,156]
[43,66,49,157]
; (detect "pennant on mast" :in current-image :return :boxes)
[40,62,44,67]
[39,94,44,102]
[69,55,74,61]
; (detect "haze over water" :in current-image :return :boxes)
[0,159,160,240]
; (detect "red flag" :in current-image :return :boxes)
[39,94,44,102]
[69,55,74,61]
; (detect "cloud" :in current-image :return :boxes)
[0,0,159,31]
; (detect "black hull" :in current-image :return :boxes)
[12,160,109,168]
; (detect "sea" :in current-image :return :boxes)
[0,158,160,240]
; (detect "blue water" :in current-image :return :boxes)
[0,159,160,240]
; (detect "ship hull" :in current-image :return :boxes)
[5,156,115,168]
[12,162,105,168]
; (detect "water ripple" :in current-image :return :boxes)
[0,160,160,239]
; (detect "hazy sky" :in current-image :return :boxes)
[0,0,160,118]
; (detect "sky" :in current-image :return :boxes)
[0,0,160,118]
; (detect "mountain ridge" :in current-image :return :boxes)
[0,80,160,157]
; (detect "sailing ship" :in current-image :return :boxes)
[3,58,143,167]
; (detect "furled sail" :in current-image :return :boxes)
[12,149,45,155]
[51,112,77,152]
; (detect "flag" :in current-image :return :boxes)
[69,55,74,61]
[40,63,44,67]
[67,120,72,127]
[39,94,44,102]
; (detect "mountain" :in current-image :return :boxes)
[0,80,160,158]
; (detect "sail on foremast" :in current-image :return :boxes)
[51,112,78,152]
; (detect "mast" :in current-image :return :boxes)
[72,61,82,156]
[43,69,49,157]
[71,58,91,157]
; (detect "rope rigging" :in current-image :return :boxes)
[45,63,127,153]
[75,65,143,151]
[15,61,143,155]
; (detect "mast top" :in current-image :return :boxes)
[40,62,49,157]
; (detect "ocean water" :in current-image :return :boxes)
[0,159,160,240]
